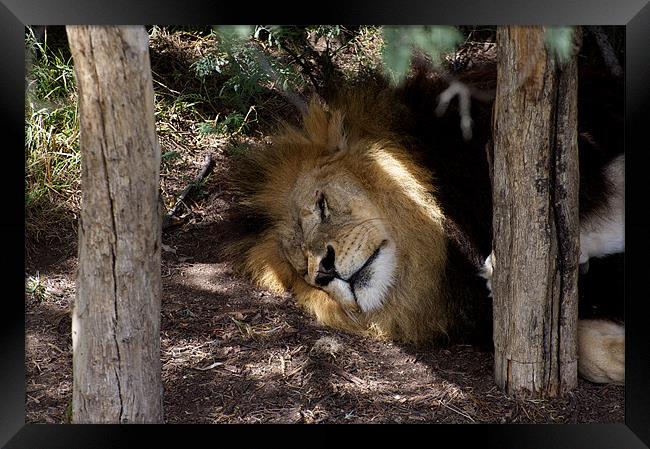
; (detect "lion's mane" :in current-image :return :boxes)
[230,67,496,344]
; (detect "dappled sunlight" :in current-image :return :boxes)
[371,145,443,220]
[175,262,235,296]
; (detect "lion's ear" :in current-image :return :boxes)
[303,99,348,153]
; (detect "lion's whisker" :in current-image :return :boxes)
[339,217,386,233]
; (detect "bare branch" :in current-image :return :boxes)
[250,46,309,114]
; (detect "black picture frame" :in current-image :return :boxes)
[4,0,649,447]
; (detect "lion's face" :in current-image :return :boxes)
[236,99,449,341]
[279,167,397,313]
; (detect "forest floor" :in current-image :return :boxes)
[24,25,625,424]
[24,146,624,424]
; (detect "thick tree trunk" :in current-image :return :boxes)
[67,25,163,422]
[492,26,580,397]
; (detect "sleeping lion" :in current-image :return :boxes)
[231,63,625,385]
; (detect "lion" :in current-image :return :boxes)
[230,63,625,385]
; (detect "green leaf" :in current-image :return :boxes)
[214,25,255,41]
[161,151,181,161]
[381,29,412,84]
[545,27,575,65]
[382,26,463,84]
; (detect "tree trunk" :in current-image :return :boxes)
[492,26,580,397]
[67,25,163,423]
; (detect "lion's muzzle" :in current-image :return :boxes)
[305,238,396,314]
[315,245,337,286]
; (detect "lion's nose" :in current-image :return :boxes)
[315,245,336,286]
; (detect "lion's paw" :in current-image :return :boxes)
[577,319,625,385]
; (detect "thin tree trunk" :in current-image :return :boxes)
[67,25,163,422]
[492,26,580,397]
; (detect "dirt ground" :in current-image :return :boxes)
[24,144,624,424]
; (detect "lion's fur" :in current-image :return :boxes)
[230,62,624,374]
[577,319,625,384]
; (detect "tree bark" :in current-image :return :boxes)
[67,25,163,422]
[492,26,580,397]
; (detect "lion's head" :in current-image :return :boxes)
[233,93,457,343]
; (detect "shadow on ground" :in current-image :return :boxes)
[24,180,624,424]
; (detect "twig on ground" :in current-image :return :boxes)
[47,342,67,354]
[162,153,214,231]
[437,400,476,422]
[286,360,308,378]
[318,360,365,386]
[194,361,224,371]
[236,106,257,135]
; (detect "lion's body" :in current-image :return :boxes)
[232,63,625,382]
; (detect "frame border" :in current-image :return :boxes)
[4,0,649,447]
